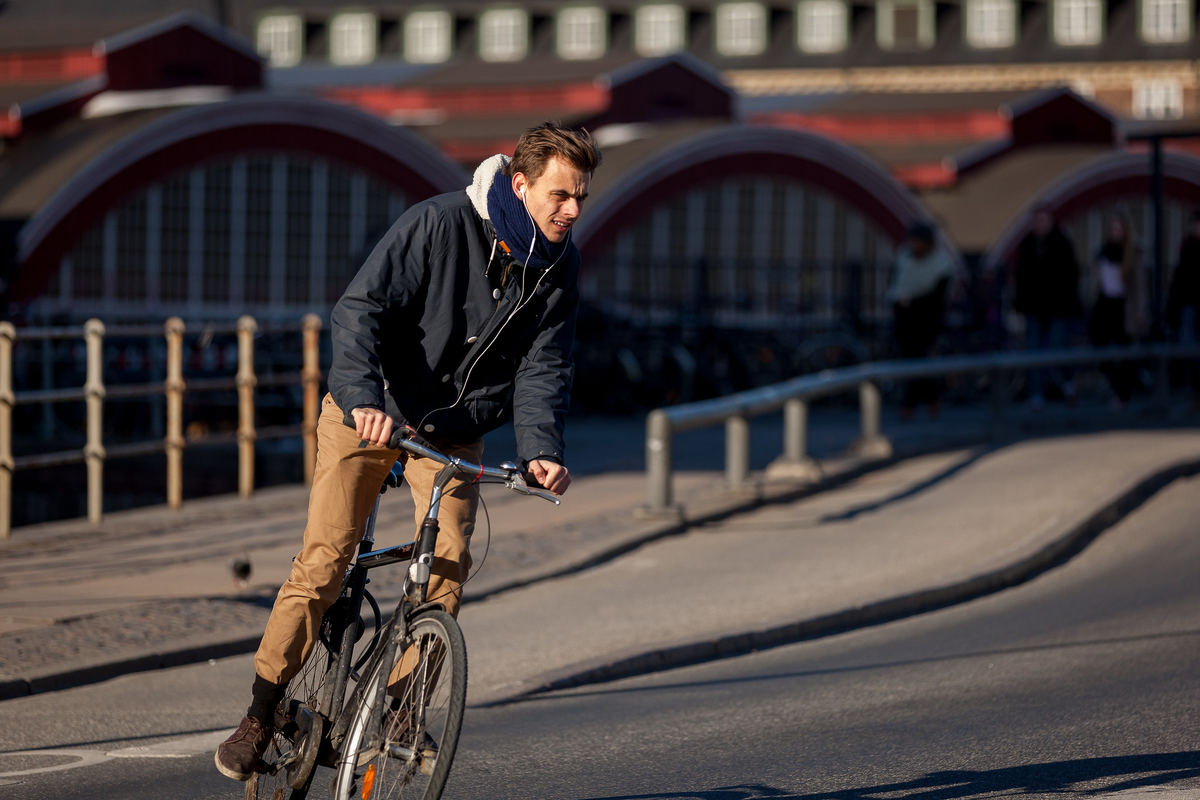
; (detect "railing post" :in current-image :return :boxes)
[164,318,185,511]
[726,412,751,489]
[0,323,14,539]
[765,397,821,481]
[237,315,258,500]
[638,409,681,519]
[83,319,106,526]
[301,313,322,485]
[852,381,892,458]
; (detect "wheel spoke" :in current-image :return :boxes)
[343,611,466,800]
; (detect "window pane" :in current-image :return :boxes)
[966,0,1016,47]
[636,4,686,55]
[257,14,303,67]
[115,196,147,302]
[160,175,189,304]
[480,8,529,61]
[203,165,231,304]
[1054,0,1102,44]
[558,6,607,59]
[1143,0,1189,42]
[244,159,272,306]
[405,10,452,63]
[797,0,848,52]
[716,2,768,56]
[1133,78,1184,118]
[330,12,377,65]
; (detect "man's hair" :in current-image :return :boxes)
[505,122,602,182]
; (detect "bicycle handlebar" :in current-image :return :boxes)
[341,411,560,504]
[389,429,561,506]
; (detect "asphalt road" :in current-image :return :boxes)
[2,473,1198,800]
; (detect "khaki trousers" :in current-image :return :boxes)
[254,394,482,686]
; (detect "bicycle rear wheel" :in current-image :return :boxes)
[336,610,467,800]
[247,632,338,800]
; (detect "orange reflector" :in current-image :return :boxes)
[362,764,376,799]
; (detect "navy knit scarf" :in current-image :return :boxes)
[486,169,569,272]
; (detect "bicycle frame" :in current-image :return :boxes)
[282,434,559,792]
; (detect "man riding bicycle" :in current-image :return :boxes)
[216,122,602,781]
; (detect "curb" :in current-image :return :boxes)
[471,453,1200,707]
[0,636,262,702]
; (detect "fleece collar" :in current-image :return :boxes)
[466,154,570,273]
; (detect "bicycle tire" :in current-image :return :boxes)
[334,610,467,800]
[247,628,339,800]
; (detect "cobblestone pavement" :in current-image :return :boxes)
[0,599,270,677]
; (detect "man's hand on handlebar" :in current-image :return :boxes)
[351,407,394,448]
[527,459,570,496]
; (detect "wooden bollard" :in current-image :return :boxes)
[83,319,106,525]
[164,317,185,511]
[0,322,14,539]
[301,313,322,485]
[237,315,257,499]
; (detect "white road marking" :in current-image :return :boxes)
[0,728,235,779]
[0,748,111,778]
[107,728,232,758]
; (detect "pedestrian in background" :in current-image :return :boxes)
[1167,210,1200,411]
[1088,213,1143,409]
[1013,205,1081,410]
[889,221,955,419]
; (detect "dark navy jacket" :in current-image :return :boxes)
[328,189,579,465]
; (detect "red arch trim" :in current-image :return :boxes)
[988,151,1200,268]
[573,126,939,267]
[579,151,912,264]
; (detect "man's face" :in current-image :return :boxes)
[511,155,591,244]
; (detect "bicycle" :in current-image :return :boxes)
[246,431,560,800]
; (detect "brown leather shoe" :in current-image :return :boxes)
[214,715,273,781]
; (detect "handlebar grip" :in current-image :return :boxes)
[388,427,406,450]
[521,469,547,490]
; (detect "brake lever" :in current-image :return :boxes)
[499,462,561,505]
[510,481,561,505]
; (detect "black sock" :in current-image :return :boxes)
[247,675,287,724]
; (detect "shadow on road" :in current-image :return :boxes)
[578,751,1200,799]
[511,629,1200,707]
[818,445,996,523]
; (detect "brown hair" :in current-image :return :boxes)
[504,122,602,183]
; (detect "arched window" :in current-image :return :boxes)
[39,156,407,319]
[583,177,895,328]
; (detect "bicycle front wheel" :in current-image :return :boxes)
[337,609,467,800]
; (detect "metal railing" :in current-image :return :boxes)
[643,342,1200,516]
[0,314,325,538]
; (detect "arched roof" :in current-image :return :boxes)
[13,94,469,300]
[575,123,943,261]
[988,149,1200,267]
